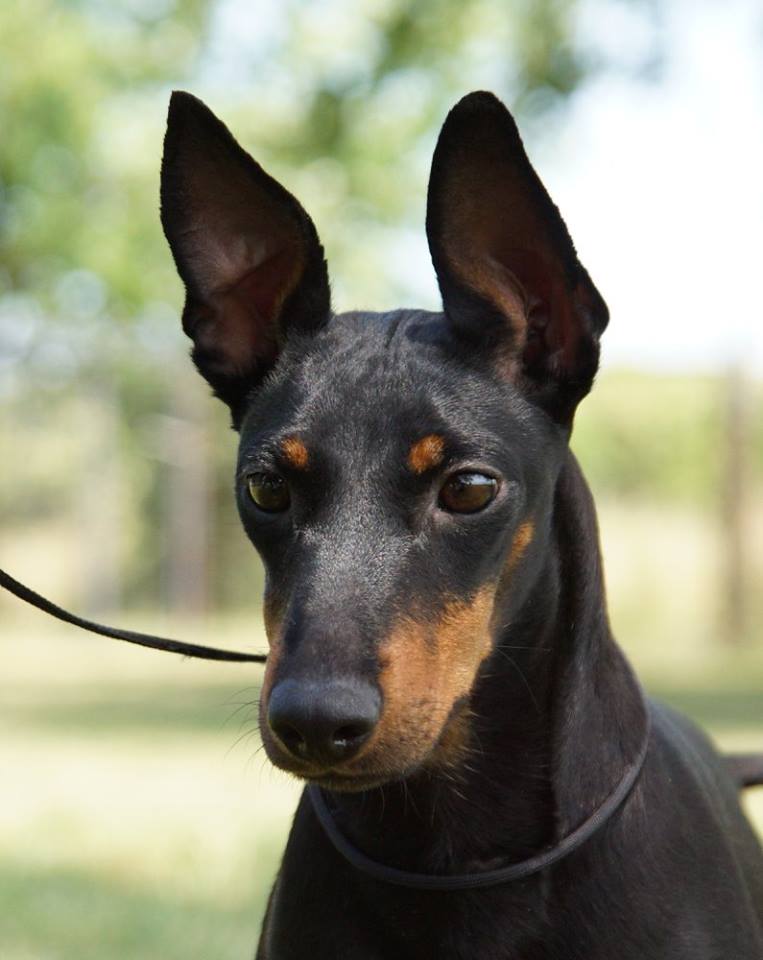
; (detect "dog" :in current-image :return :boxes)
[160,90,763,959]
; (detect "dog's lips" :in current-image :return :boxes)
[261,733,414,791]
[264,748,396,790]
[265,745,435,793]
[308,770,393,793]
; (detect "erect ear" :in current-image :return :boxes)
[426,92,608,427]
[160,92,331,427]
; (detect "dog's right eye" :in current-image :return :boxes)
[246,472,291,513]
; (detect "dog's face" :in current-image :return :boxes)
[161,91,607,790]
[233,312,564,789]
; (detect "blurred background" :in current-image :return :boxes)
[1,0,762,956]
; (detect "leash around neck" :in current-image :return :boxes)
[0,567,266,663]
[309,707,652,892]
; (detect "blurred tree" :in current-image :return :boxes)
[0,0,665,610]
[204,0,663,309]
[0,0,215,606]
[0,0,211,338]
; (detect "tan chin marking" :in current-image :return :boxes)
[407,434,445,474]
[281,436,309,469]
[369,584,496,770]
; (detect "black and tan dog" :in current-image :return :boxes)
[160,91,763,959]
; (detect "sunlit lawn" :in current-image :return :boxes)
[1,501,762,959]
[0,619,297,960]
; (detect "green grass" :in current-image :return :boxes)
[0,620,295,959]
[0,861,261,960]
[5,682,259,733]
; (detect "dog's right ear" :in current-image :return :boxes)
[160,92,330,426]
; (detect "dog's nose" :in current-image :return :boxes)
[267,678,381,766]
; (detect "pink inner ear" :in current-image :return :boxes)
[196,244,304,378]
[484,244,578,378]
[492,249,580,376]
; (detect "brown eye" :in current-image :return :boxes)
[439,472,498,514]
[247,473,290,513]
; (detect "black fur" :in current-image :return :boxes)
[160,91,331,427]
[160,90,763,959]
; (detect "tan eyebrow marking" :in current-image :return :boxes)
[407,434,445,474]
[281,436,309,469]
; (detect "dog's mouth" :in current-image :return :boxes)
[260,738,411,792]
[271,757,423,794]
[307,770,394,793]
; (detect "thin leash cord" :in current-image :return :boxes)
[5,561,659,886]
[309,698,652,891]
[0,567,266,663]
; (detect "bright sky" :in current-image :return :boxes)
[204,0,763,374]
[556,0,763,373]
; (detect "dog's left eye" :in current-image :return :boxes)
[247,472,291,513]
[439,472,497,514]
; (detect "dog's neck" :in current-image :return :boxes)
[326,452,647,874]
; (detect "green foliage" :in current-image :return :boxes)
[0,0,674,610]
[573,370,733,505]
[1,0,659,379]
[0,0,208,316]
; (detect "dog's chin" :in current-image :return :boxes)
[306,770,398,793]
[261,736,428,793]
[266,752,420,793]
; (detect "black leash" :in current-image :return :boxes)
[0,567,266,663]
[5,562,665,886]
[308,708,651,891]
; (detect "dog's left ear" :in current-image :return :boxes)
[161,92,331,426]
[426,92,608,426]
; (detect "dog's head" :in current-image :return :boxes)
[160,91,608,791]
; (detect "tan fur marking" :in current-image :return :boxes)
[506,520,534,575]
[261,590,286,704]
[363,585,497,773]
[408,434,445,474]
[281,436,309,469]
[262,590,284,644]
